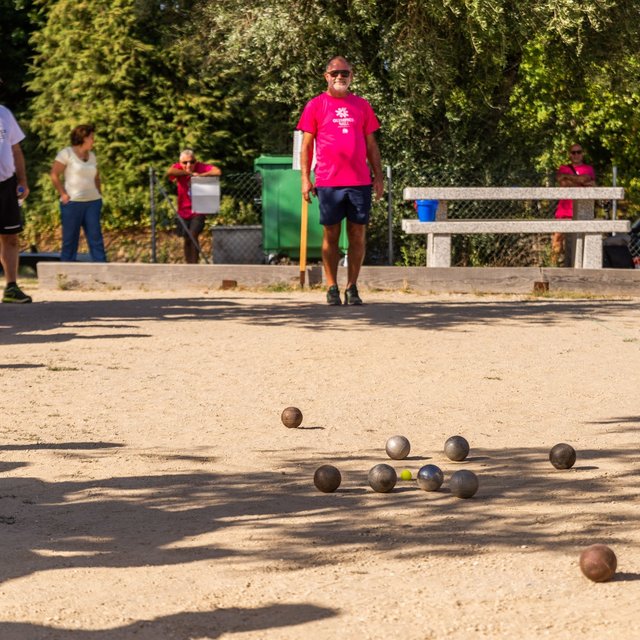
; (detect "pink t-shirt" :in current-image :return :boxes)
[296,92,380,187]
[555,163,596,219]
[168,162,213,219]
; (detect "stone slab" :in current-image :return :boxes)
[354,266,541,294]
[403,187,625,201]
[402,220,631,234]
[35,262,639,296]
[541,268,640,296]
[402,219,631,269]
[37,262,323,291]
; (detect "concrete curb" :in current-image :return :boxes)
[36,262,640,296]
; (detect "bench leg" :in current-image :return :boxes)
[582,233,603,269]
[572,234,583,268]
[431,234,451,267]
[428,202,450,267]
[563,234,575,267]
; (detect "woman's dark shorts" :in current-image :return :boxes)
[176,214,206,238]
[316,185,372,226]
[0,175,22,234]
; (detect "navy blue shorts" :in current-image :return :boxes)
[0,175,22,235]
[316,185,372,226]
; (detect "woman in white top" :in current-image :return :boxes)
[50,124,106,261]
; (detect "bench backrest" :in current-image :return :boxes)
[403,187,625,201]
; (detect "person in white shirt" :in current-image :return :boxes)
[0,99,31,303]
[50,124,107,262]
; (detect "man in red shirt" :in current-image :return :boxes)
[167,149,221,263]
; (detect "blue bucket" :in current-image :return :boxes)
[416,200,438,222]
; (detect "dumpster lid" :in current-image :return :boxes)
[254,155,294,170]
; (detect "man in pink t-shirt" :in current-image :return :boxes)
[297,56,384,305]
[552,144,595,266]
[167,148,221,263]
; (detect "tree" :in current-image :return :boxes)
[20,0,640,254]
[25,0,259,231]
[186,0,640,264]
[0,0,36,112]
[503,4,640,201]
[191,0,640,177]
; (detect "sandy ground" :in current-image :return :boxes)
[1,283,639,639]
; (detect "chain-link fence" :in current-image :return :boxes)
[436,198,558,267]
[215,172,262,220]
[149,170,263,263]
[151,166,635,268]
[630,221,640,267]
[152,171,262,229]
[212,225,263,264]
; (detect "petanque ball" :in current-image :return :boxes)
[549,443,576,469]
[579,544,617,582]
[368,463,397,493]
[449,469,479,498]
[313,465,342,493]
[416,464,444,491]
[281,406,303,429]
[444,435,470,462]
[385,435,411,460]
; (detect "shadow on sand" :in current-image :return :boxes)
[1,296,638,347]
[0,605,337,640]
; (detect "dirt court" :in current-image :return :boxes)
[1,285,639,639]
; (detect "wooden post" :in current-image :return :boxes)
[299,198,308,287]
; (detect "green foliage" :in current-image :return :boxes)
[505,29,640,209]
[190,1,640,180]
[11,0,640,265]
[187,0,640,265]
[0,0,36,112]
[24,0,266,233]
[213,196,260,226]
[398,239,427,268]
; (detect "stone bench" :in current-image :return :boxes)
[402,187,628,268]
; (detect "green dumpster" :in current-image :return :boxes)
[255,155,347,261]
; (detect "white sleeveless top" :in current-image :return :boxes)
[55,146,101,202]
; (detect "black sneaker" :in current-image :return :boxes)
[344,284,363,305]
[2,284,32,304]
[326,285,342,305]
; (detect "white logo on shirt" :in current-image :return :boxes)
[333,107,353,134]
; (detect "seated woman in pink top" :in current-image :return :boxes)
[167,149,221,263]
[552,144,595,266]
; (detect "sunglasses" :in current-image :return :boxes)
[327,69,351,78]
[570,150,583,155]
[182,160,196,164]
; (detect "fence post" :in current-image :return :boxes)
[386,165,393,265]
[612,165,617,221]
[149,167,157,263]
